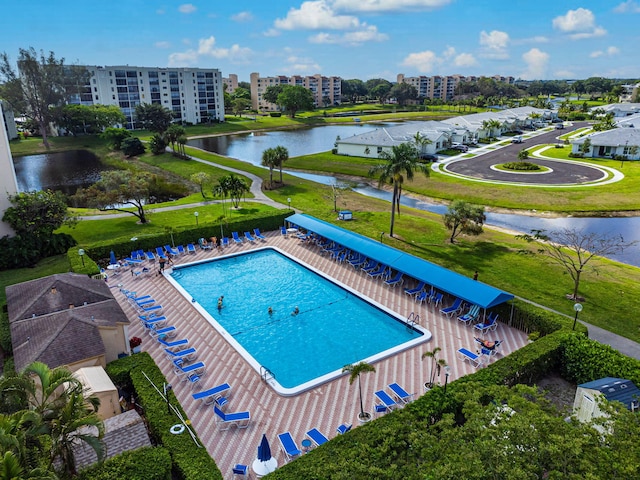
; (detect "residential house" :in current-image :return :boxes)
[590,103,640,118]
[570,128,640,160]
[7,273,131,372]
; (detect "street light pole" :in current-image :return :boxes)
[572,303,583,330]
[444,366,451,393]
[194,211,199,226]
[78,248,85,267]
[287,197,291,210]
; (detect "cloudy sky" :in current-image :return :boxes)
[2,1,638,82]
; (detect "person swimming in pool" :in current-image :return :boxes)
[292,306,299,316]
[217,295,224,310]
[268,307,273,315]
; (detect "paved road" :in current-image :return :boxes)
[443,122,608,185]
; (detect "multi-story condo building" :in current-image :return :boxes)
[0,102,19,237]
[222,74,238,95]
[250,73,342,111]
[71,66,225,129]
[397,74,514,101]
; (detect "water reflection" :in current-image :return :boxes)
[13,150,106,196]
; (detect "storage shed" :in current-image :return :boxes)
[574,377,640,426]
[74,366,120,420]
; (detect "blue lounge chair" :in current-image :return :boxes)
[186,243,196,254]
[253,228,267,240]
[458,304,480,325]
[165,245,179,256]
[404,281,425,296]
[388,383,415,404]
[374,390,399,410]
[177,245,186,255]
[415,291,428,304]
[306,428,329,447]
[213,405,250,430]
[135,298,155,307]
[244,231,256,242]
[155,247,168,259]
[280,226,287,236]
[440,298,463,317]
[336,424,352,435]
[361,261,378,273]
[431,292,444,307]
[164,347,197,361]
[139,304,163,314]
[157,337,189,349]
[174,361,205,377]
[457,347,484,368]
[222,237,229,247]
[192,383,231,405]
[141,316,167,328]
[232,232,242,244]
[384,271,404,287]
[145,251,156,261]
[148,325,176,339]
[278,432,302,461]
[474,312,499,334]
[348,254,366,268]
[124,257,143,265]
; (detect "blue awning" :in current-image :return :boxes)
[286,214,513,310]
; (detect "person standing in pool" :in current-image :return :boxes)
[217,295,224,310]
[292,306,299,316]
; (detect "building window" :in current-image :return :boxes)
[377,147,383,154]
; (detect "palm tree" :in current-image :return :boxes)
[412,132,432,156]
[261,148,277,188]
[422,346,447,388]
[342,362,376,421]
[368,142,429,237]
[273,145,289,184]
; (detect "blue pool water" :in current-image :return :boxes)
[170,248,427,393]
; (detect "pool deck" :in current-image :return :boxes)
[112,231,529,479]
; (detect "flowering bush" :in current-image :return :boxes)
[129,337,142,349]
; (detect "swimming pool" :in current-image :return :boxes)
[168,247,431,395]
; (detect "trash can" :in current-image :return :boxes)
[338,210,353,221]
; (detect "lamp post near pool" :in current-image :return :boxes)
[443,366,451,393]
[287,197,291,210]
[78,249,85,267]
[572,303,583,330]
[194,211,199,226]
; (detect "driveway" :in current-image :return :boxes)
[441,122,610,185]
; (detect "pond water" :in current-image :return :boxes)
[13,150,107,196]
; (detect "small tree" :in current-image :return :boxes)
[516,228,636,301]
[190,172,211,199]
[443,200,486,244]
[273,145,289,184]
[135,103,173,133]
[100,127,131,150]
[518,149,529,160]
[121,137,146,157]
[261,148,277,188]
[343,362,376,421]
[276,85,315,118]
[422,346,447,388]
[579,138,592,156]
[3,190,72,239]
[149,133,167,155]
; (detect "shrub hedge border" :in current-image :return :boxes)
[77,446,172,480]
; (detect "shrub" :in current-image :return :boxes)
[502,161,539,171]
[517,149,530,160]
[77,446,172,480]
[122,137,146,157]
[269,112,282,117]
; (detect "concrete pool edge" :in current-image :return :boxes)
[165,246,433,396]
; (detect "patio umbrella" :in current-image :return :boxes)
[109,250,117,265]
[252,433,277,476]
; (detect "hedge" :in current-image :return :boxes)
[77,446,172,480]
[86,211,290,261]
[505,298,587,337]
[68,246,100,276]
[106,353,222,480]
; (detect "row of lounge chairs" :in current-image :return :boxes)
[457,338,503,368]
[373,382,415,414]
[278,423,353,462]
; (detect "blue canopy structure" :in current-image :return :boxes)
[286,214,514,310]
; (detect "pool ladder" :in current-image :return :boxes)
[406,312,420,329]
[260,366,276,383]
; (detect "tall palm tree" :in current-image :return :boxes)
[368,142,429,237]
[273,145,289,184]
[343,362,376,421]
[261,148,277,188]
[422,346,446,387]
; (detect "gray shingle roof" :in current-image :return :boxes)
[571,127,640,147]
[6,273,129,372]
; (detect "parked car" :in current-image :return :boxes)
[419,153,438,162]
[451,143,469,152]
[555,123,565,130]
[511,136,523,144]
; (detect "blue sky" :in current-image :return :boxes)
[2,1,639,82]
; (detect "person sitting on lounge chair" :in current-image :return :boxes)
[475,338,497,350]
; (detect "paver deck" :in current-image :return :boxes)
[112,231,528,479]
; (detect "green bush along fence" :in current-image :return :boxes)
[77,446,172,480]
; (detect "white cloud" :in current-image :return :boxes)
[479,30,510,59]
[590,46,621,58]
[168,36,254,66]
[614,1,640,13]
[442,46,456,59]
[263,28,281,37]
[309,25,388,44]
[231,11,253,22]
[552,8,606,39]
[330,0,452,12]
[454,53,478,67]
[520,48,549,80]
[274,1,360,30]
[401,50,441,73]
[514,35,549,45]
[281,55,322,75]
[178,4,197,14]
[155,41,170,49]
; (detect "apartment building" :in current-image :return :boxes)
[250,72,341,111]
[222,74,238,95]
[0,102,19,237]
[71,66,225,129]
[397,74,514,101]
